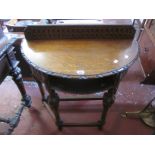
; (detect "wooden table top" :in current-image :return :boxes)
[21,39,139,77]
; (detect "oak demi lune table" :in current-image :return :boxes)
[20,25,138,130]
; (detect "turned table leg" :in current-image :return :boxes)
[34,77,47,102]
[98,73,122,129]
[10,66,31,107]
[45,85,63,130]
[98,88,116,129]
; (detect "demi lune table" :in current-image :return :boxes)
[21,37,139,130]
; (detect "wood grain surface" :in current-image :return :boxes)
[21,39,138,76]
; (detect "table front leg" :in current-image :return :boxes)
[46,85,63,130]
[10,66,31,107]
[98,73,122,129]
[97,88,116,129]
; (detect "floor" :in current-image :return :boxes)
[0,58,155,135]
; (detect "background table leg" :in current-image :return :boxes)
[10,66,31,107]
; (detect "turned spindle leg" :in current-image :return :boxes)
[10,66,31,107]
[34,78,47,102]
[46,86,63,130]
[98,73,121,129]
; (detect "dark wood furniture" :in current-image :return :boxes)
[0,27,31,134]
[5,19,44,32]
[20,22,138,130]
[5,19,49,78]
[139,19,155,84]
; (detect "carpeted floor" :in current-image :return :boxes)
[0,58,155,135]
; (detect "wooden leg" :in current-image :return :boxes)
[0,66,32,134]
[34,78,47,102]
[98,89,116,129]
[45,85,63,130]
[10,66,31,107]
[98,73,121,129]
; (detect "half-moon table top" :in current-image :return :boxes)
[21,39,139,78]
